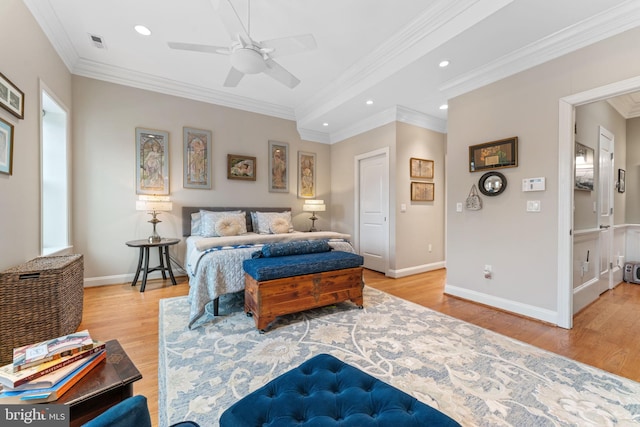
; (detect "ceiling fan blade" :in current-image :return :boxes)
[263,58,300,89]
[213,0,251,43]
[167,42,230,55]
[223,67,245,87]
[261,34,317,58]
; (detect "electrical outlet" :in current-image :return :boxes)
[484,265,492,279]
[428,244,432,253]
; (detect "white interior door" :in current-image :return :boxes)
[356,149,389,273]
[597,125,615,294]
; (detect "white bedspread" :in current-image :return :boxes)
[185,231,356,329]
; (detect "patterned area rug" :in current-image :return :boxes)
[159,287,640,427]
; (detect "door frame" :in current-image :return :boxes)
[558,75,640,329]
[353,147,390,274]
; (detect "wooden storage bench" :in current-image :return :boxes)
[243,251,364,331]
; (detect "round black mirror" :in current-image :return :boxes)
[479,171,507,196]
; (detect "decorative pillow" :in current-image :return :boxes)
[255,211,293,234]
[215,217,242,236]
[200,211,246,237]
[190,212,202,236]
[270,217,291,234]
[260,240,332,258]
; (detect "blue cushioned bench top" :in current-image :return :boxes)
[219,353,461,427]
[243,251,364,282]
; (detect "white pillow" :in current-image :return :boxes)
[270,217,291,234]
[200,211,246,237]
[215,217,242,236]
[255,211,293,234]
[190,212,202,236]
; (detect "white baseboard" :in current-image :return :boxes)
[387,261,446,278]
[444,283,559,325]
[83,272,186,287]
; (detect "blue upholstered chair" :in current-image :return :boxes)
[81,395,199,427]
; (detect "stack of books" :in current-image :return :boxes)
[0,330,105,404]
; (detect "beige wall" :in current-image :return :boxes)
[72,76,330,281]
[0,0,72,271]
[446,26,640,322]
[330,121,446,275]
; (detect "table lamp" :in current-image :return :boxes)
[302,199,326,232]
[136,196,173,243]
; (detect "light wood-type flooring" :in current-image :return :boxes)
[78,268,640,426]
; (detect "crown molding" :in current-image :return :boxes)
[295,0,513,128]
[314,106,446,145]
[297,128,331,144]
[72,59,296,120]
[440,0,640,99]
[607,95,640,119]
[23,0,78,70]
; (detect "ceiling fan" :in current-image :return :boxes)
[168,0,317,89]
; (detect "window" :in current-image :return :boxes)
[41,88,70,255]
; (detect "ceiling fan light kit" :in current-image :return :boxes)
[167,0,316,88]
[230,47,266,74]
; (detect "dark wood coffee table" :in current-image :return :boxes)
[57,339,142,426]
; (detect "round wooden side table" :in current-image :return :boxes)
[125,238,180,292]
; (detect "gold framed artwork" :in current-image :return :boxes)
[227,154,256,181]
[135,128,169,195]
[183,127,212,189]
[469,136,518,172]
[268,140,288,193]
[410,157,433,179]
[298,151,316,198]
[411,182,434,201]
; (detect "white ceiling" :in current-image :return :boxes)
[23,0,640,143]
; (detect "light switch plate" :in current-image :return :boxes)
[526,200,541,212]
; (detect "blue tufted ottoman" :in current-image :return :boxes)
[219,353,461,426]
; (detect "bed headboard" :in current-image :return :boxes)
[182,207,291,237]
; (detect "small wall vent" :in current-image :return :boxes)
[89,34,106,49]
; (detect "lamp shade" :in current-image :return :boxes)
[136,195,172,212]
[303,200,326,212]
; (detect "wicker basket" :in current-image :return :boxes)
[0,254,84,365]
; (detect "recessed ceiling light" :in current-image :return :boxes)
[366,99,373,105]
[439,104,448,110]
[439,60,450,68]
[322,122,329,127]
[134,25,152,36]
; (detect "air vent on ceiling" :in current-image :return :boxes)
[89,34,106,49]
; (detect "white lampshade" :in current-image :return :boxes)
[303,199,326,212]
[136,195,172,212]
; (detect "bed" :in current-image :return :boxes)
[182,207,357,329]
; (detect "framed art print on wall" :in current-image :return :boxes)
[0,72,24,120]
[227,154,256,180]
[469,136,518,172]
[0,116,14,175]
[136,128,169,195]
[411,182,434,201]
[183,127,212,189]
[410,157,434,179]
[298,151,316,198]
[268,140,288,193]
[574,141,594,191]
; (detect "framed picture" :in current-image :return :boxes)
[410,157,434,179]
[469,136,518,172]
[0,72,24,119]
[183,127,212,189]
[268,140,288,193]
[227,154,256,180]
[298,151,316,198]
[411,182,434,201]
[136,128,169,195]
[0,116,14,175]
[575,141,594,191]
[618,168,626,193]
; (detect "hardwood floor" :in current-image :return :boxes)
[78,268,640,426]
